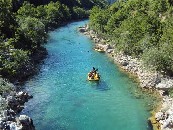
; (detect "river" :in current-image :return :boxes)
[21,20,152,130]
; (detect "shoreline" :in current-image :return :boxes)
[79,25,173,130]
[0,18,89,129]
[0,19,89,130]
[0,78,35,129]
[0,47,48,129]
[0,47,48,130]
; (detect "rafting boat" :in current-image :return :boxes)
[87,73,100,81]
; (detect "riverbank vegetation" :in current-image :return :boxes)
[89,0,173,76]
[0,0,107,82]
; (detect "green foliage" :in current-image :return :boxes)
[0,78,14,111]
[35,5,47,24]
[168,87,173,97]
[44,1,71,27]
[72,6,89,19]
[18,16,46,49]
[0,0,106,81]
[0,78,14,94]
[89,6,110,32]
[0,39,31,78]
[141,10,173,75]
[89,0,173,75]
[115,13,151,55]
[0,0,16,39]
[16,1,36,18]
[142,48,173,73]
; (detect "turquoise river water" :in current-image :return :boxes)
[21,21,152,130]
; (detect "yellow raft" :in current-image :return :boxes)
[87,73,100,81]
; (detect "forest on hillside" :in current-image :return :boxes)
[0,0,107,82]
[89,0,173,76]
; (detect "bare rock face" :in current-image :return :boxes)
[154,96,173,130]
[6,91,32,113]
[155,112,165,121]
[78,26,87,33]
[78,28,86,33]
[156,79,173,91]
[0,115,35,130]
[0,91,34,130]
[95,44,112,51]
[16,115,35,130]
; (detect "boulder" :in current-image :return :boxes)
[18,115,35,130]
[155,112,164,121]
[120,60,129,66]
[95,44,112,51]
[156,79,173,90]
[78,27,86,33]
[106,49,114,54]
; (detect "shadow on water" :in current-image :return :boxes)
[89,81,110,91]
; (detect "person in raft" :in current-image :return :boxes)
[88,67,99,79]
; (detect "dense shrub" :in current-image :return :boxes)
[89,0,173,75]
[0,39,31,79]
[0,0,108,80]
[72,6,89,19]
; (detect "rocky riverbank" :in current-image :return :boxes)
[79,25,173,130]
[0,78,35,130]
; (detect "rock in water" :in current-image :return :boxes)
[17,115,35,130]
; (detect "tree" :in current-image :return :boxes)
[16,1,36,18]
[72,6,89,19]
[0,0,16,39]
[0,39,31,79]
[89,0,173,75]
[44,1,70,27]
[17,16,46,50]
[89,7,110,32]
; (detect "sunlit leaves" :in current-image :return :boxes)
[18,16,46,49]
[89,0,173,75]
[0,39,30,78]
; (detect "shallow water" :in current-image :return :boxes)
[21,21,152,130]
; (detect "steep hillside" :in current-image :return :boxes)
[0,0,107,82]
[89,0,173,76]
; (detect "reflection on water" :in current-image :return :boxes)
[89,81,110,91]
